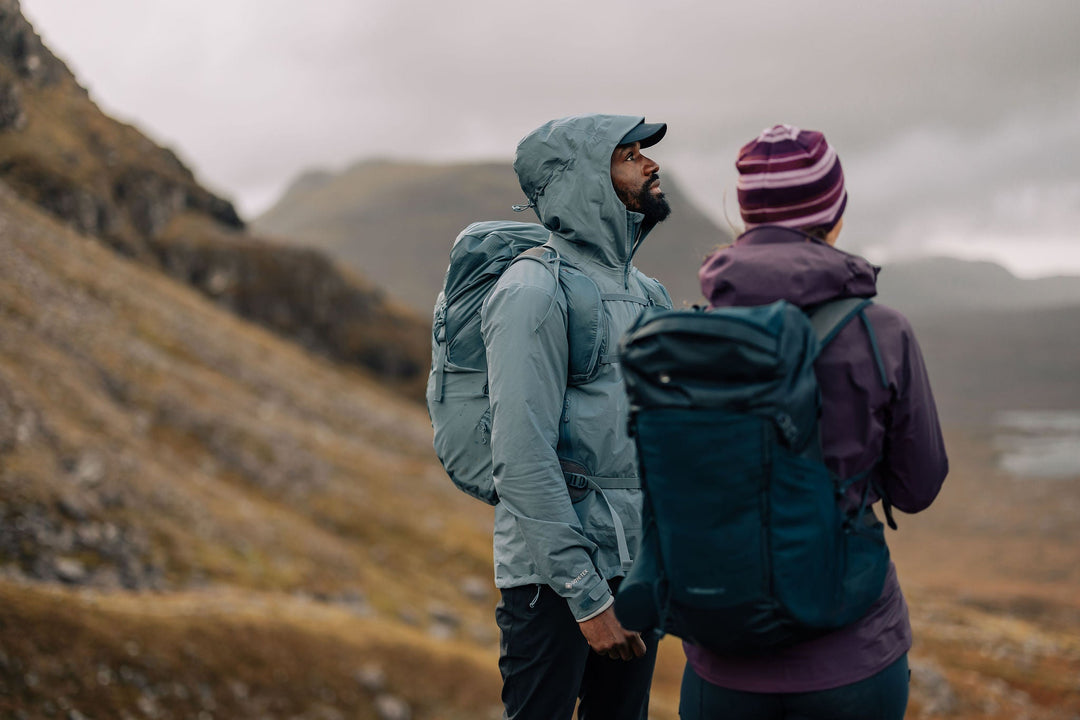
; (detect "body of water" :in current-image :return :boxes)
[994,410,1080,479]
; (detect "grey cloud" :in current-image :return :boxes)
[19,0,1080,274]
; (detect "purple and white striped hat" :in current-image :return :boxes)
[736,124,847,232]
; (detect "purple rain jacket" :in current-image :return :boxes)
[685,225,949,693]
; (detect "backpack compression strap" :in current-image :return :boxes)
[431,303,448,403]
[561,462,640,573]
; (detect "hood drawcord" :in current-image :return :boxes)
[630,233,646,264]
[625,216,644,290]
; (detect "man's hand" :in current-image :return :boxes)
[578,606,647,660]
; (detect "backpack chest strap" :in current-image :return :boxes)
[563,472,641,491]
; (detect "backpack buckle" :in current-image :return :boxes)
[565,473,588,490]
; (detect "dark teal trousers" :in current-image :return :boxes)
[679,653,909,720]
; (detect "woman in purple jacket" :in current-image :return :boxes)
[681,125,949,720]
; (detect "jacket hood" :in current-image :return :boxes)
[514,114,652,270]
[699,225,880,308]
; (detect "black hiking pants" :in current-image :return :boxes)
[496,581,659,720]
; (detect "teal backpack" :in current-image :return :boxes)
[614,298,896,654]
[426,221,613,504]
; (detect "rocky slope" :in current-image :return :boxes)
[0,0,241,258]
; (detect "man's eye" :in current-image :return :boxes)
[626,153,635,161]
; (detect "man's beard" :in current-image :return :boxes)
[630,175,671,226]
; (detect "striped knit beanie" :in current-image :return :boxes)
[736,124,847,232]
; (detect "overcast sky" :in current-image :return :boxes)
[20,0,1080,276]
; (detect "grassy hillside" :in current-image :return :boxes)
[0,582,503,720]
[890,430,1080,718]
[0,179,502,718]
[254,159,731,312]
[0,182,486,598]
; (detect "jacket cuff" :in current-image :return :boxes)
[575,595,614,622]
[565,573,612,621]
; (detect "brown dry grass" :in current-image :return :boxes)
[893,430,1080,719]
[0,581,503,720]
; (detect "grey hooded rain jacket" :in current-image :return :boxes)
[481,114,672,621]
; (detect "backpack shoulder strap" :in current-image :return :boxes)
[507,245,564,331]
[509,245,606,385]
[810,298,898,530]
[807,297,888,388]
[807,297,871,348]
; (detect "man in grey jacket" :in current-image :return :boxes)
[482,114,672,719]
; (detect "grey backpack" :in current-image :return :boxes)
[426,221,610,504]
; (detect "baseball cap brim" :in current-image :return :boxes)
[618,121,667,149]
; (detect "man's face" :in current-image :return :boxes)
[610,141,671,225]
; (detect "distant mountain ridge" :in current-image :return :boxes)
[877,256,1080,315]
[256,159,1080,318]
[254,158,732,312]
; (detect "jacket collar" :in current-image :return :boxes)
[699,225,880,308]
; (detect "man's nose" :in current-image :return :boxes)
[642,155,659,176]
